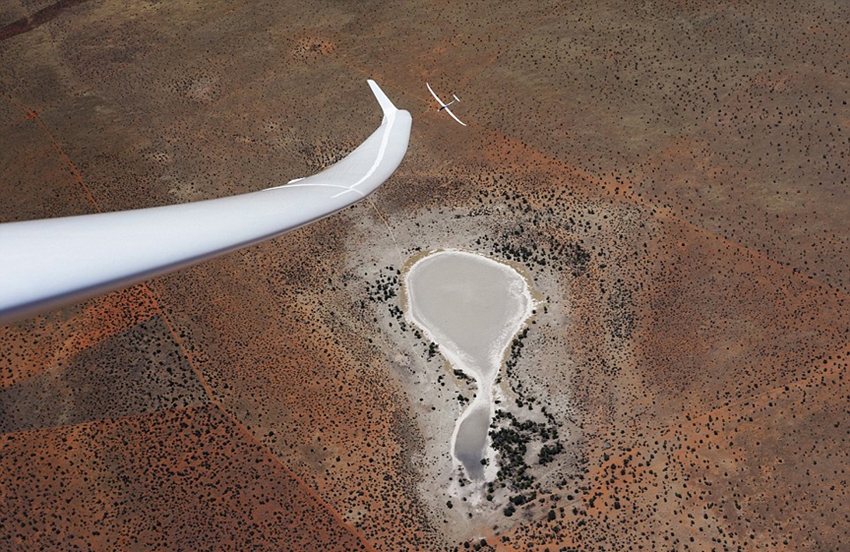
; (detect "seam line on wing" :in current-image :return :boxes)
[282,183,364,195]
[331,110,396,198]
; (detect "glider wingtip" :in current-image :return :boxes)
[367,79,398,115]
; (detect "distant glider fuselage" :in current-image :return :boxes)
[426,82,467,126]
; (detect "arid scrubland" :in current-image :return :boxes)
[1,0,847,550]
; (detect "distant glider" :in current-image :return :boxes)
[426,82,467,126]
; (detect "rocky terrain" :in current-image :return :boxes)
[1,0,847,550]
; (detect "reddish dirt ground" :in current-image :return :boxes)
[1,0,847,550]
[0,404,372,551]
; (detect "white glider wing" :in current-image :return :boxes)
[441,104,467,127]
[426,81,446,107]
[0,80,411,325]
[426,82,467,127]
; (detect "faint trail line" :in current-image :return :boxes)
[366,197,404,265]
[9,94,377,551]
[140,285,217,403]
[365,197,433,377]
[0,403,202,438]
[211,402,379,552]
[6,96,102,212]
[143,283,379,552]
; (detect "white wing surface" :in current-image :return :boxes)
[426,82,446,106]
[0,80,411,325]
[442,106,467,127]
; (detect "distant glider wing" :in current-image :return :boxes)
[0,80,412,325]
[425,82,446,106]
[443,106,467,127]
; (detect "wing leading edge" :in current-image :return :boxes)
[0,80,412,325]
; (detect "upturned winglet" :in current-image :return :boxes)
[368,79,398,116]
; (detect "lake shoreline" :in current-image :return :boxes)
[403,249,537,486]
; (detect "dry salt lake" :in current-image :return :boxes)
[404,249,536,481]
